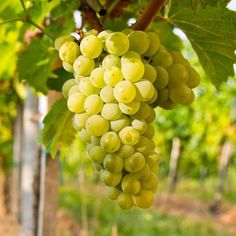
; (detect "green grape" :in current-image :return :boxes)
[119,100,140,115]
[100,131,121,153]
[143,64,157,83]
[85,29,98,36]
[105,32,129,56]
[90,136,101,145]
[119,126,140,146]
[132,190,154,209]
[160,99,176,110]
[133,103,151,120]
[104,66,123,87]
[84,94,103,115]
[86,115,109,136]
[80,35,102,58]
[145,108,156,123]
[144,32,160,57]
[59,41,80,64]
[121,174,141,194]
[169,84,191,104]
[87,143,96,153]
[97,30,112,48]
[101,103,122,120]
[79,77,99,96]
[148,89,158,105]
[135,80,155,101]
[148,151,160,163]
[146,157,159,173]
[132,119,147,134]
[140,172,158,192]
[89,145,105,164]
[118,144,134,159]
[90,67,106,88]
[74,74,84,84]
[121,51,141,61]
[131,164,151,181]
[117,192,134,210]
[168,63,188,88]
[170,51,190,66]
[158,44,167,52]
[103,153,123,173]
[67,92,86,113]
[62,61,74,73]
[128,31,150,55]
[108,187,120,200]
[124,152,145,172]
[68,85,80,96]
[100,170,122,187]
[143,124,155,139]
[73,113,89,130]
[80,128,91,142]
[102,54,121,68]
[154,66,169,89]
[121,58,144,82]
[154,87,169,105]
[73,55,95,76]
[186,66,200,88]
[134,136,151,154]
[152,51,173,68]
[100,85,115,103]
[110,115,129,132]
[62,79,76,98]
[114,81,136,103]
[54,35,74,51]
[183,89,195,105]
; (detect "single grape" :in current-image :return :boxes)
[107,187,120,200]
[124,152,145,172]
[104,66,123,87]
[86,115,109,136]
[117,192,134,210]
[128,31,150,54]
[89,146,105,164]
[169,84,191,104]
[143,124,155,139]
[67,92,86,113]
[102,54,121,68]
[168,63,188,88]
[114,80,136,103]
[119,126,140,145]
[59,41,80,64]
[54,35,74,51]
[182,89,195,105]
[160,99,176,110]
[73,55,95,76]
[100,85,115,103]
[140,172,158,192]
[119,100,140,115]
[143,64,157,83]
[144,32,160,57]
[132,119,147,134]
[118,144,134,159]
[84,94,103,115]
[154,87,169,105]
[100,170,122,187]
[135,80,155,102]
[152,51,173,68]
[80,35,102,58]
[79,77,99,96]
[170,51,190,66]
[90,67,106,88]
[185,66,200,88]
[134,136,151,154]
[73,113,89,130]
[121,51,141,61]
[100,131,121,153]
[145,109,156,123]
[148,89,158,105]
[132,190,154,208]
[110,115,129,132]
[131,164,151,181]
[101,103,122,120]
[90,136,101,145]
[103,153,123,173]
[62,61,74,73]
[97,30,112,48]
[154,66,169,89]
[121,174,141,194]
[68,85,81,96]
[132,103,151,120]
[62,79,76,98]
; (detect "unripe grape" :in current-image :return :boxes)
[114,81,136,103]
[89,146,105,164]
[144,32,160,57]
[101,103,122,120]
[103,153,123,173]
[100,131,121,153]
[168,64,188,88]
[67,92,86,113]
[169,84,191,104]
[73,55,95,76]
[117,192,134,210]
[119,126,140,145]
[104,66,123,87]
[183,89,195,105]
[84,94,103,115]
[90,67,106,88]
[100,85,115,103]
[132,164,151,181]
[152,51,173,68]
[124,152,145,173]
[101,170,122,187]
[108,187,120,200]
[160,99,176,110]
[90,136,101,145]
[59,41,80,64]
[171,51,190,66]
[54,35,74,51]
[154,66,169,89]
[132,190,154,209]
[154,88,169,105]
[128,31,150,54]
[121,51,141,61]
[134,136,151,154]
[121,174,141,194]
[133,103,151,120]
[80,35,102,58]
[140,172,158,192]
[145,108,156,123]
[119,100,140,115]
[143,124,155,139]
[68,85,80,96]
[62,79,76,98]
[86,115,109,136]
[143,64,157,83]
[110,115,129,132]
[186,66,200,88]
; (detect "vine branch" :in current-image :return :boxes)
[19,0,28,17]
[131,0,166,31]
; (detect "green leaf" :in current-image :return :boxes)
[41,98,76,158]
[168,4,236,87]
[18,38,56,93]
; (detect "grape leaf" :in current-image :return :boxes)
[41,98,76,158]
[168,4,236,87]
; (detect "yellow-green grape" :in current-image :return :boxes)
[154,87,169,105]
[102,54,121,68]
[79,77,99,96]
[119,100,140,115]
[121,174,141,194]
[74,74,84,84]
[183,89,195,105]
[154,66,169,89]
[121,51,141,61]
[119,126,140,145]
[85,29,98,36]
[105,32,129,56]
[124,152,145,172]
[80,35,102,58]
[104,66,123,87]
[128,31,150,55]
[132,164,151,181]
[54,35,74,51]
[88,145,105,164]
[90,67,106,88]
[134,136,151,154]
[152,51,173,68]
[146,154,159,173]
[103,153,123,173]
[86,115,109,136]
[62,61,74,73]
[100,85,115,103]
[62,79,76,98]
[145,108,156,123]
[97,30,112,48]
[143,124,155,139]
[132,119,147,134]
[148,89,158,105]
[108,187,121,200]
[59,41,80,64]
[73,55,95,76]
[132,190,154,209]
[118,144,134,159]
[133,103,151,120]
[90,136,101,145]
[110,115,129,132]
[121,58,144,82]
[100,131,121,153]
[84,94,103,115]
[67,92,86,113]
[140,172,158,192]
[68,85,80,96]
[144,32,160,57]
[160,99,176,110]
[148,151,160,164]
[143,64,157,83]
[80,128,91,143]
[186,66,200,88]
[117,192,134,210]
[135,80,155,101]
[101,170,122,187]
[114,81,136,103]
[170,51,190,66]
[73,113,89,130]
[169,84,191,104]
[101,103,122,120]
[86,143,96,153]
[168,64,188,88]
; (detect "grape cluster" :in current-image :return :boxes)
[55,29,200,209]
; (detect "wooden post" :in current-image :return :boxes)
[168,137,181,193]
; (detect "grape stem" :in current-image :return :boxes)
[131,0,166,31]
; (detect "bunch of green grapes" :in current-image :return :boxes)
[54,29,200,209]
